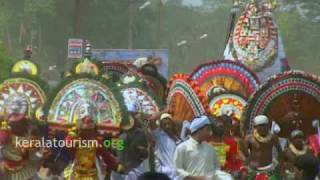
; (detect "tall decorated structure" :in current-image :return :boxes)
[224,0,289,82]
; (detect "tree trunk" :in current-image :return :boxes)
[39,25,42,53]
[158,0,163,48]
[128,0,133,49]
[6,27,12,53]
[74,0,81,37]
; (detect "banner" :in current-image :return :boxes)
[68,39,83,59]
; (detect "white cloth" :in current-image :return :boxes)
[271,121,281,134]
[126,102,138,112]
[180,120,191,141]
[133,57,148,68]
[189,116,211,133]
[254,115,269,126]
[160,113,172,121]
[174,137,220,179]
[111,162,145,180]
[214,170,233,180]
[153,129,181,180]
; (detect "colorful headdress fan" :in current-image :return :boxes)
[242,71,320,137]
[190,60,260,98]
[47,78,126,135]
[167,74,209,122]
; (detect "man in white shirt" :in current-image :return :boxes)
[152,113,181,180]
[174,115,233,180]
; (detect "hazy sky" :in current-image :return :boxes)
[182,0,203,6]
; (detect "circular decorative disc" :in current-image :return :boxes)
[209,93,247,120]
[0,78,46,117]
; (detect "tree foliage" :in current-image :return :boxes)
[0,0,318,82]
[0,46,13,82]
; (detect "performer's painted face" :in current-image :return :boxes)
[6,94,28,116]
[77,101,96,130]
[79,102,93,119]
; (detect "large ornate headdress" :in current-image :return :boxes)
[0,46,47,121]
[224,0,289,82]
[242,71,320,137]
[119,75,161,116]
[46,42,128,135]
[189,60,259,121]
[166,74,209,122]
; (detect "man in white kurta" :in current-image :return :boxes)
[174,136,219,179]
[174,116,233,180]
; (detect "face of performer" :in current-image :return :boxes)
[291,136,305,150]
[160,117,176,136]
[7,95,28,117]
[255,123,269,137]
[79,102,93,120]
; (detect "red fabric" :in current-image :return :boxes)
[307,134,320,157]
[223,137,243,171]
[96,138,119,172]
[255,174,269,180]
[8,113,26,122]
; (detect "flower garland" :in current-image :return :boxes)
[289,143,307,156]
[253,129,272,143]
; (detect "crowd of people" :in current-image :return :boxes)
[108,108,320,180]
